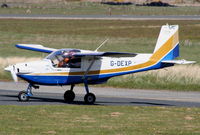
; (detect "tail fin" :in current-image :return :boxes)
[152,24,179,61]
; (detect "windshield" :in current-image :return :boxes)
[46,49,81,68]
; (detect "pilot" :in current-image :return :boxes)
[58,57,70,67]
[64,57,70,64]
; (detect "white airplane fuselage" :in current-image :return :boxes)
[5,52,172,85]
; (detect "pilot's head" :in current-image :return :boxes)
[64,57,70,63]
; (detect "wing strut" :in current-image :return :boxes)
[83,57,96,81]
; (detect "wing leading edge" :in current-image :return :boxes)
[73,52,137,57]
[16,44,57,53]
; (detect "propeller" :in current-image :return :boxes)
[11,68,18,82]
[4,65,18,82]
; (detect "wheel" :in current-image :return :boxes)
[84,93,96,104]
[18,91,29,102]
[64,90,75,103]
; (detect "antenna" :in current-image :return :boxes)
[166,23,170,29]
[94,38,109,52]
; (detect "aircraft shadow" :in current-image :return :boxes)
[130,101,174,106]
[0,94,98,105]
[97,101,174,106]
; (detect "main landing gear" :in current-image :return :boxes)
[18,84,39,102]
[64,84,75,103]
[83,80,96,104]
[64,82,96,104]
[64,57,96,104]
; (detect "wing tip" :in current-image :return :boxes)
[15,44,53,53]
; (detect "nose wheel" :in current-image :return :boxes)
[18,84,39,102]
[18,91,29,101]
[18,84,35,102]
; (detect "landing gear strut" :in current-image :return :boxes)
[83,80,96,104]
[64,84,75,103]
[18,84,37,102]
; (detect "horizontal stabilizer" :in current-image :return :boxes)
[73,52,137,57]
[16,44,57,53]
[162,59,196,64]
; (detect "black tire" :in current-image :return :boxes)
[18,91,29,102]
[64,90,75,103]
[84,93,96,104]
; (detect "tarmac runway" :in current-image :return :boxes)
[0,14,200,20]
[0,82,200,107]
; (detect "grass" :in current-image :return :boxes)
[106,65,200,91]
[0,2,200,15]
[0,19,200,91]
[0,105,200,135]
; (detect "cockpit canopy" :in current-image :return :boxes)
[46,49,81,68]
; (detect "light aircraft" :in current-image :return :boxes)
[4,24,195,104]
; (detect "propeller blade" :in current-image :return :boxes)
[5,65,18,82]
[10,68,18,82]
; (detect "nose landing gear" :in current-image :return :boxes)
[18,84,37,102]
[18,91,30,101]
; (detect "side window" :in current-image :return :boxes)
[46,49,82,69]
[69,57,81,68]
[57,57,81,68]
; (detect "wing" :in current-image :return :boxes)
[73,52,137,57]
[162,59,196,64]
[15,44,57,53]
